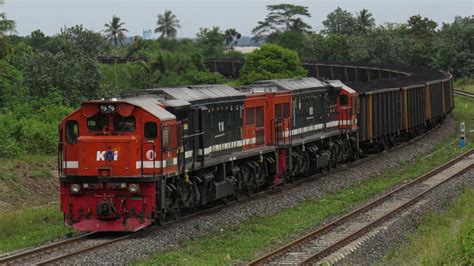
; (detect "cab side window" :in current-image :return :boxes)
[162,126,169,150]
[66,120,79,144]
[144,122,157,139]
[340,94,349,106]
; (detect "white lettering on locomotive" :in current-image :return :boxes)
[96,150,118,161]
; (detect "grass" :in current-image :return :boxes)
[0,154,75,255]
[383,188,474,265]
[455,77,474,94]
[138,96,473,265]
[0,154,55,181]
[0,206,76,254]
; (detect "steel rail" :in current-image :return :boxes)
[454,89,474,98]
[0,232,96,264]
[36,234,130,265]
[248,148,474,266]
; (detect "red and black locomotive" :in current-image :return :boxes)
[58,63,453,232]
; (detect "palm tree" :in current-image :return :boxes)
[103,15,128,46]
[0,0,16,38]
[155,10,180,39]
[356,9,375,34]
[224,28,241,47]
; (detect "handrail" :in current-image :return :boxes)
[142,141,157,178]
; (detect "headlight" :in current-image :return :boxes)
[100,104,108,113]
[120,183,127,189]
[128,184,140,194]
[70,184,81,194]
[83,183,89,189]
[99,104,116,113]
[107,104,116,112]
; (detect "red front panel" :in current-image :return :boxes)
[78,136,139,177]
[60,182,156,232]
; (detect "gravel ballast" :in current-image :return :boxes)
[69,117,456,264]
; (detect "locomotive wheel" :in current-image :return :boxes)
[180,180,197,209]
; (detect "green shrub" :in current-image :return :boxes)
[239,44,307,84]
[0,115,22,158]
[185,70,226,84]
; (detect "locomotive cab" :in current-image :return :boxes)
[328,80,359,130]
[58,98,177,231]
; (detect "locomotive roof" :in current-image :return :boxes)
[86,98,176,121]
[123,84,244,106]
[326,80,357,94]
[256,77,328,91]
[161,85,244,102]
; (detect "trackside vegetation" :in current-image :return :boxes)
[137,97,473,265]
[384,188,474,265]
[0,206,75,254]
[455,77,474,94]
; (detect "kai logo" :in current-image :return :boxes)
[96,149,119,161]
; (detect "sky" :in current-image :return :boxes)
[2,0,473,38]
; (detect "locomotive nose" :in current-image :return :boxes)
[77,136,137,177]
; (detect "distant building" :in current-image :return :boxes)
[233,46,259,54]
[143,29,153,40]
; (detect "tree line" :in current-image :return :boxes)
[0,2,472,158]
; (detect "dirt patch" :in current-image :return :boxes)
[0,156,59,213]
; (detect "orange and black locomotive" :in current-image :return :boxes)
[58,64,453,232]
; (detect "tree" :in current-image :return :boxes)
[252,4,312,41]
[24,51,102,105]
[407,15,438,37]
[432,16,473,77]
[54,25,107,57]
[322,7,357,35]
[26,29,50,51]
[155,10,180,39]
[196,27,225,58]
[0,0,15,38]
[356,9,375,34]
[239,43,307,84]
[0,12,15,37]
[224,28,242,48]
[0,1,15,58]
[104,15,128,46]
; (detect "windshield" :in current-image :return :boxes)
[114,116,136,132]
[87,114,109,131]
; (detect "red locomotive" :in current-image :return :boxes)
[58,64,453,232]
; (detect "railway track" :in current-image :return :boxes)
[453,89,474,98]
[248,148,474,266]
[0,232,115,265]
[0,123,444,265]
